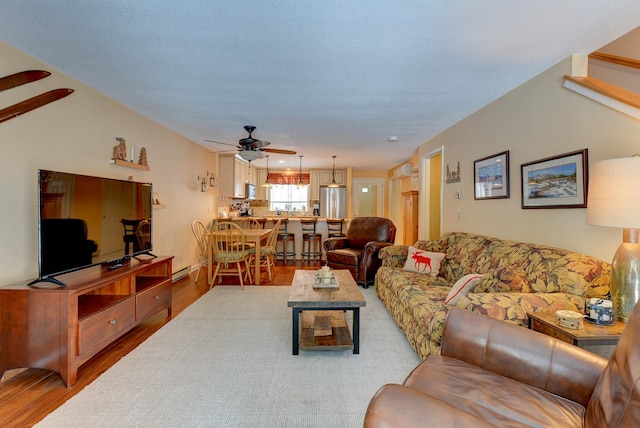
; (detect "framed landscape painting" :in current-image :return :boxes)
[474,151,510,200]
[521,149,588,209]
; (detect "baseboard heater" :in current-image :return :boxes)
[172,266,191,283]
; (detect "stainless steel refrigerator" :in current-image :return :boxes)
[320,186,347,219]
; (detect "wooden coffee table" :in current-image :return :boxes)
[288,269,366,355]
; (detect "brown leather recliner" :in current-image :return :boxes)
[323,217,396,287]
[364,304,640,427]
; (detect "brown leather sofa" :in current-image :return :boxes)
[323,217,396,287]
[364,305,640,427]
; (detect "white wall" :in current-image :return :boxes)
[0,42,217,285]
[419,57,640,262]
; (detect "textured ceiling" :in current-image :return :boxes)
[1,1,640,169]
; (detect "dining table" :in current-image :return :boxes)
[207,228,273,286]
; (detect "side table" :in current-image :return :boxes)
[528,311,626,358]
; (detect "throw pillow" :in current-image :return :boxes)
[445,273,484,305]
[403,246,445,276]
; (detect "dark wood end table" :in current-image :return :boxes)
[528,311,626,358]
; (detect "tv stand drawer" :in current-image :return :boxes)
[136,280,171,320]
[78,297,136,355]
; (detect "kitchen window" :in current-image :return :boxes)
[269,184,308,212]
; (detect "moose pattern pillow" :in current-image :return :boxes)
[403,246,445,276]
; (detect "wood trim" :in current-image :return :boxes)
[563,75,640,110]
[590,52,640,71]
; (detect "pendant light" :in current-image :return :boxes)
[262,155,272,188]
[328,155,340,187]
[297,155,306,187]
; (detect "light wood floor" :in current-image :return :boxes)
[0,261,321,427]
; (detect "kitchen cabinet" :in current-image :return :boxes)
[257,169,268,199]
[219,154,250,198]
[319,169,346,186]
[233,158,246,197]
[248,163,257,186]
[309,170,320,200]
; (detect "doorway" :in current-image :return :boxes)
[389,177,404,243]
[420,148,443,240]
[352,178,385,217]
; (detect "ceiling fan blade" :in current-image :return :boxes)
[253,140,270,148]
[204,139,236,147]
[208,127,291,157]
[264,148,297,155]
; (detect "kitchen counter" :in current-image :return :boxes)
[215,217,348,260]
[217,216,346,222]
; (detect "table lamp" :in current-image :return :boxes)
[587,156,640,322]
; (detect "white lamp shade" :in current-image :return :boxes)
[587,157,640,228]
[238,150,263,161]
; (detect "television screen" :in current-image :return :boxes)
[35,169,152,284]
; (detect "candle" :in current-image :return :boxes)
[320,266,331,278]
[130,144,134,163]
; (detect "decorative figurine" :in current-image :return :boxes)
[113,137,127,160]
[138,147,148,166]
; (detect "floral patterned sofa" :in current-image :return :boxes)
[375,232,611,360]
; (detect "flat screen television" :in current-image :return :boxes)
[31,169,153,286]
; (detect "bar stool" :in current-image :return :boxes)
[275,218,295,264]
[300,218,322,263]
[249,218,266,229]
[326,219,345,238]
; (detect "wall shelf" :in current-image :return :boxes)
[109,159,150,171]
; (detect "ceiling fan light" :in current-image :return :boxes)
[238,150,262,162]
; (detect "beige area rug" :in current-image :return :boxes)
[36,286,421,427]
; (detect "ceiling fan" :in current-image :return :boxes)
[205,125,297,161]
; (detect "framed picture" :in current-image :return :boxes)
[521,149,588,209]
[474,151,510,200]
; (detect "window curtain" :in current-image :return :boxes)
[268,173,310,185]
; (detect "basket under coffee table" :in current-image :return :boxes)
[288,269,366,355]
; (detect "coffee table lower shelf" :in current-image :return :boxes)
[300,311,353,351]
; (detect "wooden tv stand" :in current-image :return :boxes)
[0,256,173,387]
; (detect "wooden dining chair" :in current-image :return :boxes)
[210,221,253,290]
[190,220,209,282]
[136,219,152,251]
[248,219,280,282]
